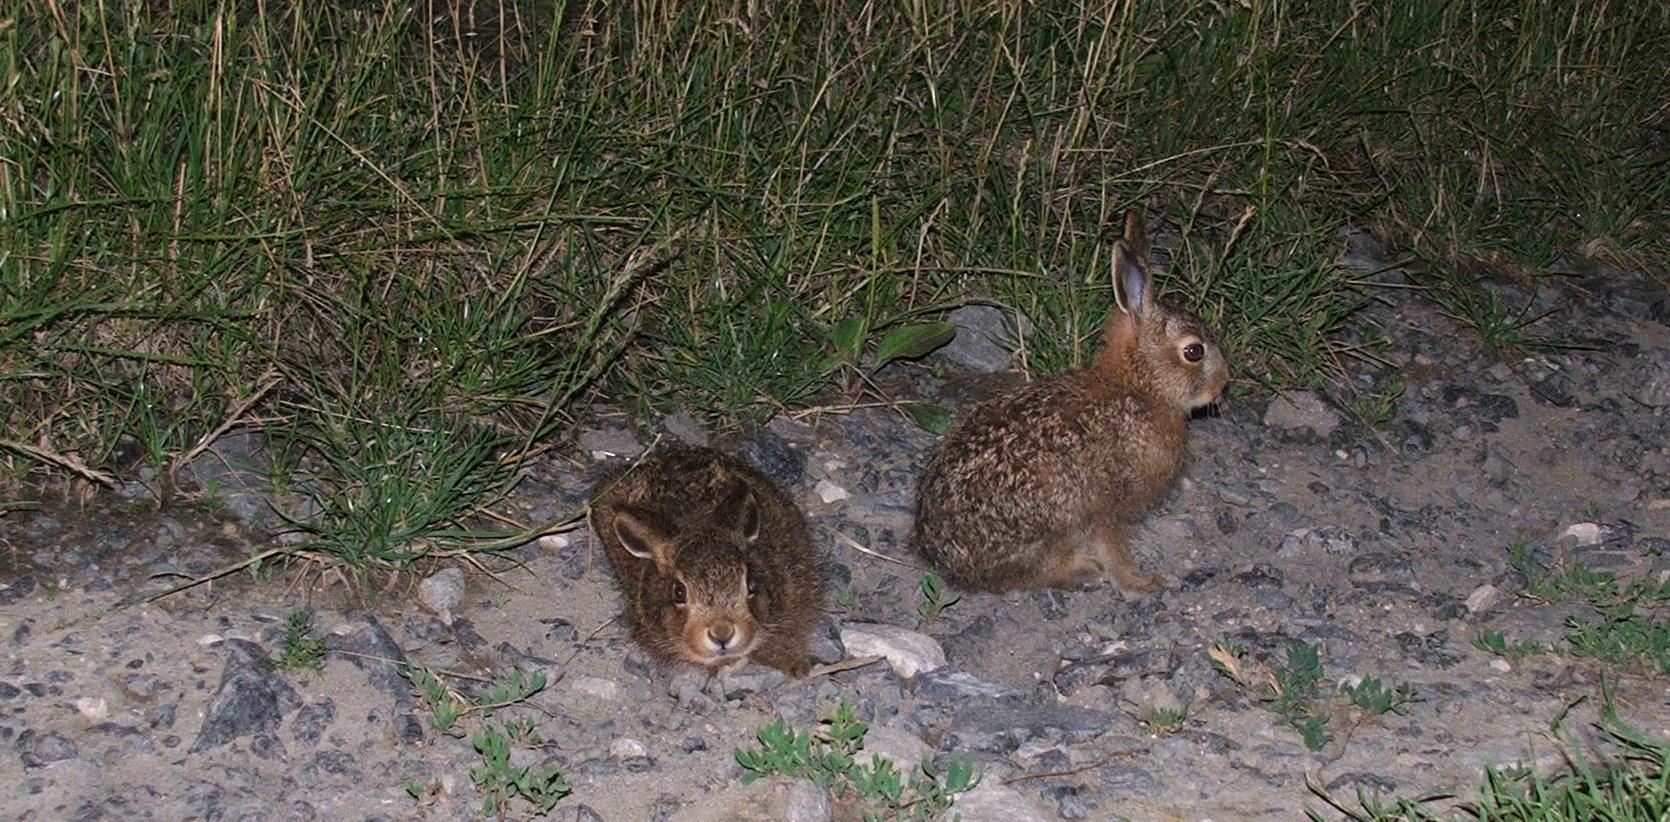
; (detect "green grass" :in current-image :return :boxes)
[1509,539,1670,674]
[3,1,1666,572]
[1308,712,1670,820]
[1210,641,1418,752]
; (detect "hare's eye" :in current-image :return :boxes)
[1182,342,1205,363]
[745,572,758,597]
[672,581,688,605]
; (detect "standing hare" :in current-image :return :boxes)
[589,446,823,677]
[911,213,1229,593]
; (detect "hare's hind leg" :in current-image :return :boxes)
[1021,530,1106,590]
[1088,520,1164,593]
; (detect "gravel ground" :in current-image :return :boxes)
[3,248,1668,821]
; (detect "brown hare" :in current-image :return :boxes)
[588,446,823,677]
[911,213,1229,593]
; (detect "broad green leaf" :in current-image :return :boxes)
[904,403,951,435]
[871,322,955,370]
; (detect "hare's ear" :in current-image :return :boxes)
[613,505,677,569]
[1111,239,1150,319]
[715,483,762,544]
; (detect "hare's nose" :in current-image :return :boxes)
[707,624,736,648]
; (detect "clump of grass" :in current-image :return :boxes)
[735,700,977,821]
[1473,631,1545,662]
[1211,641,1419,752]
[400,665,569,817]
[275,609,326,672]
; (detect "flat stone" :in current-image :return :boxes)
[578,426,643,459]
[417,567,465,622]
[937,305,1022,373]
[1263,390,1342,437]
[839,623,945,679]
[951,781,1052,822]
[190,639,302,752]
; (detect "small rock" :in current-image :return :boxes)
[723,666,786,698]
[740,431,807,490]
[569,674,620,702]
[951,781,1052,822]
[417,567,466,623]
[806,616,846,665]
[578,426,643,459]
[839,624,945,679]
[661,409,710,446]
[190,639,302,752]
[814,479,850,504]
[1263,390,1342,438]
[853,725,934,775]
[912,670,1017,702]
[1561,522,1603,546]
[669,776,831,822]
[1465,584,1502,614]
[74,697,108,721]
[937,305,1022,373]
[325,616,425,744]
[1490,658,1512,673]
[16,730,78,768]
[609,737,648,759]
[538,534,569,551]
[1626,362,1670,407]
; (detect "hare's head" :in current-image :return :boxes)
[610,483,768,668]
[1098,212,1230,411]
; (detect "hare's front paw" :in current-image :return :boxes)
[1114,568,1166,594]
[1034,551,1106,591]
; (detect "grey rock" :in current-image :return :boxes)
[661,409,710,446]
[912,670,1017,702]
[669,776,831,822]
[190,639,301,752]
[740,430,808,491]
[578,426,644,458]
[0,576,36,607]
[938,304,1022,373]
[951,781,1052,822]
[417,567,466,621]
[290,699,336,745]
[853,724,933,775]
[1625,360,1670,407]
[723,666,786,698]
[806,616,846,665]
[947,704,1115,754]
[1097,764,1164,796]
[1263,390,1341,437]
[16,729,78,768]
[325,616,424,743]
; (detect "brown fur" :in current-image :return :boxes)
[588,446,824,677]
[911,213,1230,594]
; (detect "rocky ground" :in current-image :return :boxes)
[3,243,1668,821]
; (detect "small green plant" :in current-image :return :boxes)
[276,610,326,672]
[399,665,569,817]
[735,700,977,821]
[917,571,962,621]
[836,588,859,611]
[1472,631,1545,661]
[1141,704,1192,735]
[1210,642,1417,752]
[1339,675,1418,717]
[1345,379,1404,426]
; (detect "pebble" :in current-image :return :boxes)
[1560,522,1603,545]
[853,724,934,775]
[569,674,621,702]
[609,737,648,759]
[417,567,466,622]
[75,696,108,721]
[814,479,850,504]
[1465,584,1502,614]
[839,623,945,678]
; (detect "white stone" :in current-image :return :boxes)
[567,674,620,701]
[814,479,850,504]
[609,737,647,759]
[1465,584,1503,613]
[1561,522,1603,545]
[75,697,108,721]
[1490,658,1512,673]
[838,623,944,679]
[537,533,569,550]
[950,781,1052,822]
